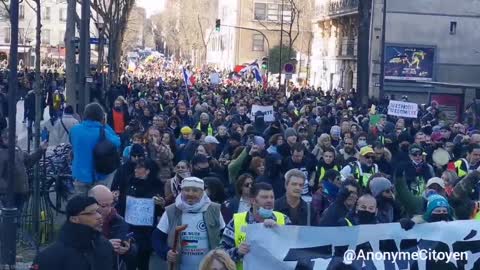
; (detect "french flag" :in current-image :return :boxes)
[238,60,262,83]
[182,67,195,86]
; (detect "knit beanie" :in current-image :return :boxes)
[369,177,393,197]
[284,128,297,139]
[424,194,451,221]
[66,195,98,218]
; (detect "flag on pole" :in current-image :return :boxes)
[238,60,263,83]
[182,67,195,86]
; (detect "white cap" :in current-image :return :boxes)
[181,177,205,190]
[204,135,220,144]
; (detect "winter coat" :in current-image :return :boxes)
[0,145,43,194]
[70,120,121,183]
[32,222,114,270]
[49,114,79,146]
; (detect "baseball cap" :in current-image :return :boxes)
[409,144,424,155]
[360,146,375,156]
[204,135,220,144]
[426,177,446,189]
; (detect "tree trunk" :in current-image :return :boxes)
[65,0,77,111]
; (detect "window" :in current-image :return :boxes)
[58,30,65,45]
[19,28,25,44]
[267,4,279,21]
[42,7,51,21]
[255,2,292,23]
[0,7,7,21]
[19,5,25,19]
[450,21,457,35]
[59,8,67,22]
[42,29,51,45]
[4,27,10,43]
[254,3,266,20]
[252,34,264,51]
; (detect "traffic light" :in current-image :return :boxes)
[215,19,221,32]
[261,57,268,70]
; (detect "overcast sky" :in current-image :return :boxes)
[137,0,165,17]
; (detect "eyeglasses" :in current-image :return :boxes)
[364,156,374,159]
[78,211,99,216]
[98,202,116,208]
[243,182,252,188]
[411,153,422,157]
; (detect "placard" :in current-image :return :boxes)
[250,105,274,122]
[124,196,154,226]
[388,100,418,118]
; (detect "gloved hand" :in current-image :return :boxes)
[399,218,415,231]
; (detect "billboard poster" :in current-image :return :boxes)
[431,94,462,123]
[385,45,435,81]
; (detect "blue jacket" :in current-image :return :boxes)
[70,120,120,183]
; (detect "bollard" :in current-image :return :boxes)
[0,207,18,267]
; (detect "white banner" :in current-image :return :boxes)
[244,221,480,270]
[251,105,275,122]
[210,72,220,85]
[124,196,154,226]
[388,100,418,118]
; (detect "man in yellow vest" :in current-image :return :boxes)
[452,144,480,178]
[340,146,379,188]
[220,182,291,270]
[340,194,378,226]
[196,112,214,136]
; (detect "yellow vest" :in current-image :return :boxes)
[233,211,285,270]
[318,165,339,182]
[196,122,213,136]
[352,161,378,187]
[454,159,468,178]
[344,218,353,227]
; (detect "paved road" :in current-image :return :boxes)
[15,100,51,151]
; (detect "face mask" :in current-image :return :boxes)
[258,207,273,219]
[430,213,448,222]
[357,210,376,224]
[357,140,367,148]
[193,168,210,178]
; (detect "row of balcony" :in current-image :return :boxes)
[315,0,359,20]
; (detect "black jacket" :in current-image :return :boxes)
[105,213,138,270]
[274,196,314,226]
[32,222,114,270]
[318,200,350,227]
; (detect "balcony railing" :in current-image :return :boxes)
[315,0,359,19]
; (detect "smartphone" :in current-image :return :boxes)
[122,232,135,243]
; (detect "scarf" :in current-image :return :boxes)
[175,193,211,213]
[102,208,118,238]
[170,175,183,198]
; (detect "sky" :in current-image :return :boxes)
[137,0,165,17]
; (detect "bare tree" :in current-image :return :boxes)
[153,0,217,65]
[258,0,303,61]
[90,0,135,84]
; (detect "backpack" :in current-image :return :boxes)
[93,126,120,175]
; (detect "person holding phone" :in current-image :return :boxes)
[88,185,137,270]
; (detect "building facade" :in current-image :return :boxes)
[310,0,359,91]
[207,0,313,81]
[369,0,480,119]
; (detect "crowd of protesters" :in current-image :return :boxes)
[23,57,480,270]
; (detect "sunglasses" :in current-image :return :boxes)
[411,153,422,157]
[243,182,252,188]
[364,155,374,159]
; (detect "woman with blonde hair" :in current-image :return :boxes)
[199,249,235,270]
